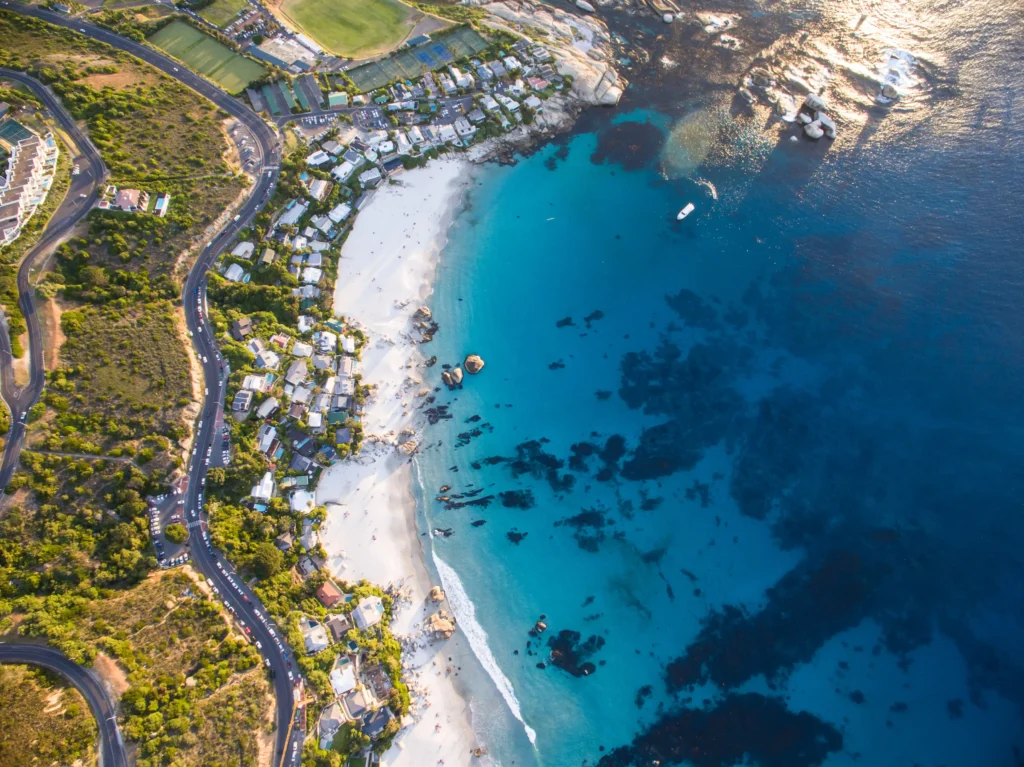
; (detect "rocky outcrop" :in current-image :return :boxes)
[464,354,485,374]
[426,610,456,639]
[398,440,417,456]
[803,120,825,139]
[576,0,595,11]
[804,93,828,112]
[413,306,432,321]
[429,586,445,602]
[451,366,464,385]
[816,112,837,139]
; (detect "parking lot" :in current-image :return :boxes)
[227,119,258,173]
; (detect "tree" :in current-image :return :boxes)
[164,523,188,544]
[250,542,283,579]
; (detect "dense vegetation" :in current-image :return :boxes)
[0,664,98,766]
[0,12,270,764]
[11,572,270,766]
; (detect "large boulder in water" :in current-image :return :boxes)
[464,354,485,374]
[441,370,453,387]
[451,367,464,385]
[414,306,432,321]
[804,120,825,139]
[576,0,595,11]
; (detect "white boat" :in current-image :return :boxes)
[677,203,695,220]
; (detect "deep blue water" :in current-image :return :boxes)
[411,2,1024,764]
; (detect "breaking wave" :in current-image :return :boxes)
[433,553,538,745]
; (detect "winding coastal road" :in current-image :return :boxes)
[0,644,128,767]
[0,67,106,492]
[2,6,302,765]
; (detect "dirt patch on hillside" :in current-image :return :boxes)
[80,69,153,90]
[92,652,130,702]
[12,334,30,387]
[38,295,69,372]
[220,118,243,174]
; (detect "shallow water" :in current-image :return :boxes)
[412,0,1024,764]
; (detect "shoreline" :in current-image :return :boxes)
[316,159,491,766]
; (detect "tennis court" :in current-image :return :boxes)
[148,20,266,94]
[347,25,488,92]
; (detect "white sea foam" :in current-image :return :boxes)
[695,177,719,200]
[433,554,538,745]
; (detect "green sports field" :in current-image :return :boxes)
[198,0,249,28]
[148,20,265,94]
[277,0,420,57]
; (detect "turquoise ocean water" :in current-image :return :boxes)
[406,2,1024,763]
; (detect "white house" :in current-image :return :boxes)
[278,200,309,227]
[353,596,384,630]
[328,202,351,223]
[301,617,330,653]
[257,424,277,453]
[453,118,476,139]
[256,349,281,370]
[297,315,315,334]
[331,161,354,182]
[292,340,314,358]
[224,263,247,282]
[358,168,382,186]
[231,241,255,259]
[302,267,323,284]
[306,150,331,166]
[438,124,458,144]
[256,396,279,419]
[329,657,356,696]
[251,471,275,501]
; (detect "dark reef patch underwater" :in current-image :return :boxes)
[415,0,1024,763]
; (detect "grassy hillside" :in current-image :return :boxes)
[0,664,98,767]
[0,12,270,765]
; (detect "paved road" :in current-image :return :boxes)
[0,644,128,767]
[0,68,106,493]
[5,7,303,764]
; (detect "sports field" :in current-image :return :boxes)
[148,20,265,94]
[347,24,488,92]
[277,0,419,57]
[198,0,249,28]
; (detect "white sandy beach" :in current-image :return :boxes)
[316,160,490,767]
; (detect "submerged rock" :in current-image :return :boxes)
[464,354,486,374]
